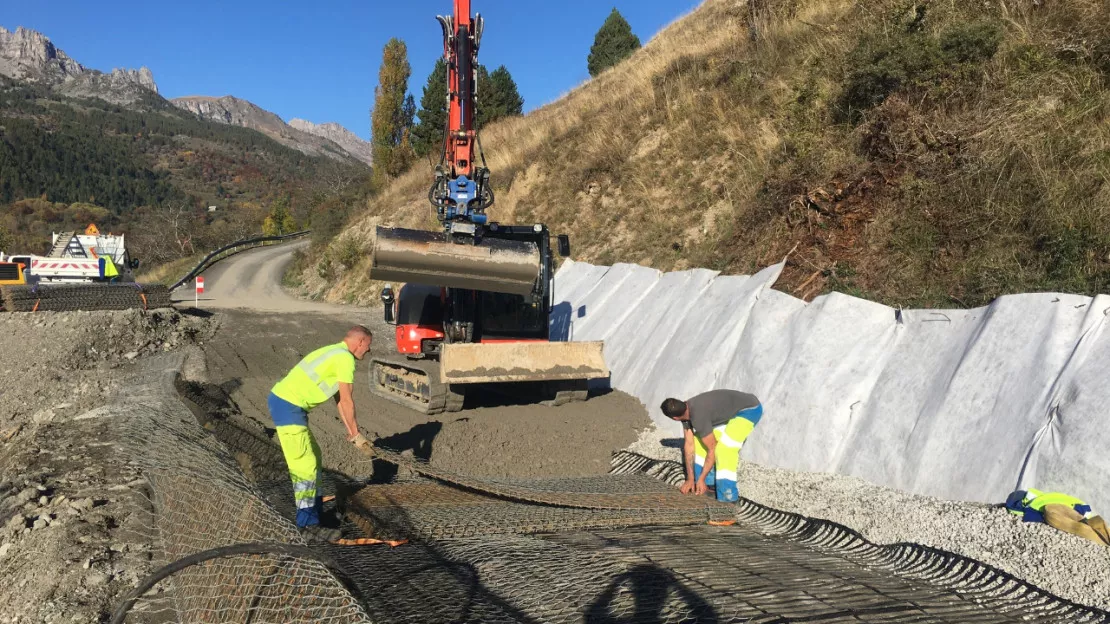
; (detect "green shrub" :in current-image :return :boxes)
[836,22,1002,123]
[940,22,1003,64]
[335,236,363,270]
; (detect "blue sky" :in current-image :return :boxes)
[4,1,702,139]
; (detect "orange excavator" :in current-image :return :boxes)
[368,0,608,415]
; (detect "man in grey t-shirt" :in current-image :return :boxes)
[661,390,763,502]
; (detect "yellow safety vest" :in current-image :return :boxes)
[271,343,355,411]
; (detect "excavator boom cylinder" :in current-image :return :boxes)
[371,226,541,296]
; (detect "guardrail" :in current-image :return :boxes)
[169,230,310,292]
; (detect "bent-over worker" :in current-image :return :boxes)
[1006,489,1110,547]
[268,326,373,539]
[661,390,763,503]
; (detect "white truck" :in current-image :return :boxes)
[0,224,138,284]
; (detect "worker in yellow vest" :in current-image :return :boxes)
[1006,489,1110,546]
[268,326,373,540]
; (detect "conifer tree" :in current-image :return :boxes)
[412,58,448,157]
[587,8,641,77]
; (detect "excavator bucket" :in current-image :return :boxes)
[439,341,609,384]
[371,226,541,296]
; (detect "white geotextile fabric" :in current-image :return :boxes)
[553,260,1110,513]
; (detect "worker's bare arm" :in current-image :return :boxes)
[696,433,717,496]
[680,428,697,495]
[336,382,359,440]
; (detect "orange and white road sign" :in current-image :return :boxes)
[196,276,205,294]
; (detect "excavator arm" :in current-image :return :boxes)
[367,1,609,415]
[430,0,494,234]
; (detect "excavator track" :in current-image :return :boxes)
[370,356,465,416]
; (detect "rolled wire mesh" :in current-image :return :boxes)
[111,355,372,623]
[1,283,173,312]
[609,451,1110,624]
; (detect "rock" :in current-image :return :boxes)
[15,488,35,504]
[84,571,109,587]
[37,495,49,506]
[69,498,94,512]
[289,118,374,166]
[4,515,25,534]
[31,518,47,530]
[123,352,139,361]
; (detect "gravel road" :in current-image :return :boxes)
[171,241,349,314]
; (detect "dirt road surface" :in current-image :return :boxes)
[189,241,650,481]
[171,241,348,314]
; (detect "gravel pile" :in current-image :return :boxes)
[0,308,209,430]
[628,425,1110,611]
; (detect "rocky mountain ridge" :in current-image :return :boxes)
[0,25,157,104]
[1,25,369,167]
[288,118,372,166]
[170,96,368,165]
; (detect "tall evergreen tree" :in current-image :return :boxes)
[587,9,641,77]
[370,38,416,179]
[412,58,448,158]
[476,65,495,129]
[477,65,524,129]
[490,66,524,117]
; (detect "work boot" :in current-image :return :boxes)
[299,524,342,544]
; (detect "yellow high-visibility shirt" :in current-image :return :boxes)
[271,342,355,411]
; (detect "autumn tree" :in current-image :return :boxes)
[587,9,641,77]
[262,196,297,236]
[370,38,417,180]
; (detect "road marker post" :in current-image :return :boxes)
[196,276,205,308]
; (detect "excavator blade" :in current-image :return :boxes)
[370,226,541,296]
[439,341,609,384]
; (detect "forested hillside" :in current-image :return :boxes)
[0,76,369,264]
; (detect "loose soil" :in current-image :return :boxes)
[199,309,652,480]
[0,309,213,624]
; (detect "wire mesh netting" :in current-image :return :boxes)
[1,283,173,312]
[347,477,732,540]
[107,353,1110,624]
[113,355,371,623]
[367,446,737,515]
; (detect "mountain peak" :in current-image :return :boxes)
[288,118,372,166]
[172,98,372,166]
[0,25,158,104]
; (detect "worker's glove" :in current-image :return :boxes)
[349,433,374,454]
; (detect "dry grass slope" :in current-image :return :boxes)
[299,0,1110,308]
